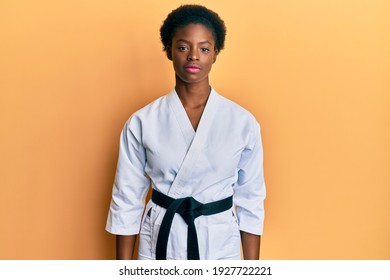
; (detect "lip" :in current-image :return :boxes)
[184,64,201,73]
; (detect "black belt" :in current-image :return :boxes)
[152,189,233,260]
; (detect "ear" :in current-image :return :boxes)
[213,49,219,63]
[165,46,173,61]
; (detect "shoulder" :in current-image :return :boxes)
[214,89,260,132]
[131,95,166,120]
[124,93,168,129]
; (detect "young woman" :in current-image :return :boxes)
[106,4,266,260]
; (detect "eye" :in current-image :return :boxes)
[201,48,210,53]
[178,46,189,51]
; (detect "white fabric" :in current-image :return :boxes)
[106,88,266,260]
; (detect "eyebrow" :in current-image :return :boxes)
[175,39,212,45]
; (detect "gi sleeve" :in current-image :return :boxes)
[105,116,151,235]
[233,121,266,235]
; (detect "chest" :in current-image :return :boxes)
[142,114,247,181]
[184,106,205,131]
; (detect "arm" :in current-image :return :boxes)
[234,121,266,260]
[106,119,150,258]
[241,231,261,260]
[116,235,137,260]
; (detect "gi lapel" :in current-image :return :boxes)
[166,89,195,148]
[166,88,220,198]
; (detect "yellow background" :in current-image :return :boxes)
[0,0,389,259]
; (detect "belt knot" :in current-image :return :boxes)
[152,189,233,260]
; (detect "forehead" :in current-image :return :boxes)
[173,23,215,43]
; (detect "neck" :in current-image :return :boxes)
[175,78,211,108]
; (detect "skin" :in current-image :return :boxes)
[170,24,218,131]
[116,23,261,260]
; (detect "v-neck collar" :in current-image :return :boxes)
[166,87,219,148]
[165,87,220,197]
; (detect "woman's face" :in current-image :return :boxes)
[170,23,218,85]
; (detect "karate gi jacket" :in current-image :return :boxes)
[106,88,266,260]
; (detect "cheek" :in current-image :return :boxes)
[172,60,182,73]
[205,58,215,71]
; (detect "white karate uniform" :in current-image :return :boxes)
[106,88,266,260]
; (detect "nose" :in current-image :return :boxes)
[187,49,199,61]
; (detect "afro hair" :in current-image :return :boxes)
[160,5,226,53]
